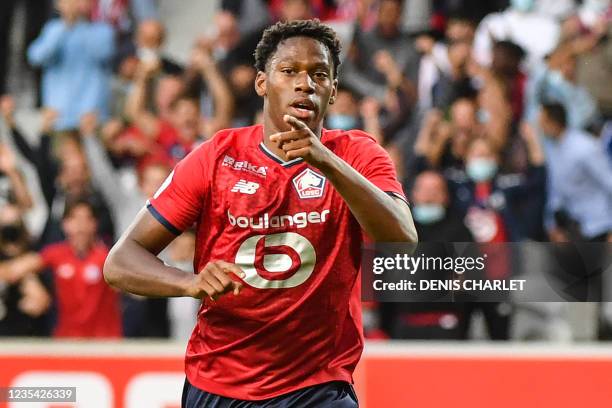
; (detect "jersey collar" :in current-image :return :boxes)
[258,142,304,168]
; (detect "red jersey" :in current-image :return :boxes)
[40,242,121,338]
[148,124,406,400]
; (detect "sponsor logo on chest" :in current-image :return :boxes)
[228,209,330,229]
[222,155,268,177]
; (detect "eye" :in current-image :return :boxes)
[314,72,329,79]
[280,68,295,75]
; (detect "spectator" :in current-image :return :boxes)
[473,66,513,151]
[525,42,599,130]
[445,15,477,44]
[473,0,560,70]
[0,143,34,211]
[125,42,233,164]
[80,113,169,238]
[457,137,509,242]
[342,0,419,106]
[325,88,384,143]
[574,23,612,119]
[0,204,51,336]
[27,0,115,130]
[0,99,35,212]
[81,113,172,338]
[454,133,547,242]
[412,99,480,177]
[110,53,139,118]
[226,63,262,127]
[132,19,183,76]
[539,102,612,242]
[2,101,114,247]
[412,170,474,240]
[0,198,122,338]
[381,171,473,340]
[414,21,475,111]
[202,10,262,72]
[490,40,527,120]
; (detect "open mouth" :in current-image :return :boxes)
[288,99,316,120]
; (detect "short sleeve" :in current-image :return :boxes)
[147,142,212,234]
[346,132,408,204]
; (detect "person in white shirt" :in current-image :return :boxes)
[473,0,560,70]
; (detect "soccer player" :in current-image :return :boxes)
[104,19,417,407]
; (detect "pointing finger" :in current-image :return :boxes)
[214,260,246,279]
[283,114,308,130]
[270,129,308,144]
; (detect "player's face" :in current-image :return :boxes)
[256,36,337,134]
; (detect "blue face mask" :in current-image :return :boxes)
[466,158,498,182]
[412,204,446,225]
[511,0,535,12]
[477,109,491,124]
[327,114,358,130]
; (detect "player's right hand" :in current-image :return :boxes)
[185,260,245,300]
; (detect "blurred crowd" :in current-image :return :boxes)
[0,0,611,341]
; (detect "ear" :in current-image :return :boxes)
[255,71,267,97]
[328,78,338,105]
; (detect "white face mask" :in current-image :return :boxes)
[548,70,565,87]
[137,47,159,63]
[466,158,498,182]
[583,0,610,13]
[511,0,536,13]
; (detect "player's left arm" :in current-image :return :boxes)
[272,115,418,243]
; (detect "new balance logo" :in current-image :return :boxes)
[231,180,260,194]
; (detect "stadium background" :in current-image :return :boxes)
[0,0,611,406]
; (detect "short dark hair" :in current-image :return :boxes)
[169,94,200,111]
[254,19,342,78]
[493,40,526,61]
[542,102,567,128]
[63,197,97,220]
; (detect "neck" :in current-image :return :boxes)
[262,110,322,162]
[70,239,94,257]
[553,127,566,139]
[378,26,399,39]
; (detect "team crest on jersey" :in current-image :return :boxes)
[292,168,326,199]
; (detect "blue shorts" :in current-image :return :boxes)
[181,378,359,408]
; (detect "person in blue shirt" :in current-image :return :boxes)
[539,102,612,242]
[27,0,115,131]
